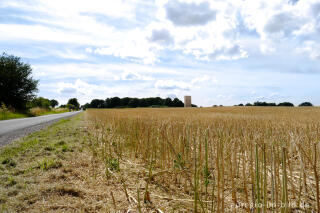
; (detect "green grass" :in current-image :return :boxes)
[0,117,74,166]
[0,112,27,120]
[0,113,84,212]
[0,108,69,121]
[38,110,69,116]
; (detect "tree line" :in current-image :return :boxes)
[235,101,313,107]
[82,97,192,109]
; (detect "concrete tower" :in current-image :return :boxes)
[184,96,191,107]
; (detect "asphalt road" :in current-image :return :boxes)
[0,111,81,146]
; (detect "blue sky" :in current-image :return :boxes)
[1,0,320,106]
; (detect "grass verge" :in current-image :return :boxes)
[0,108,69,121]
[0,113,87,212]
[0,111,159,212]
[0,112,27,121]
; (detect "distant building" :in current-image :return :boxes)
[184,96,191,107]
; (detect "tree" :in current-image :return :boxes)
[121,97,131,106]
[164,98,173,107]
[299,102,313,107]
[67,98,80,110]
[128,98,139,108]
[0,53,38,109]
[172,98,184,107]
[110,97,121,108]
[66,104,75,111]
[277,102,294,107]
[139,98,148,107]
[254,101,276,106]
[27,97,51,109]
[90,99,105,108]
[81,103,91,110]
[50,99,59,108]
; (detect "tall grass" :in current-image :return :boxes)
[0,105,26,120]
[29,107,68,116]
[85,107,320,212]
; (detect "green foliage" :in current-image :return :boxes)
[0,53,38,110]
[174,153,185,169]
[239,102,295,107]
[67,98,80,110]
[254,101,277,106]
[27,97,51,109]
[128,98,139,108]
[106,157,119,171]
[37,158,62,170]
[66,104,76,111]
[6,176,17,187]
[299,102,313,107]
[50,99,59,108]
[277,102,294,107]
[85,96,185,109]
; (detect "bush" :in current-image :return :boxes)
[27,97,51,109]
[299,102,313,107]
[29,107,49,116]
[67,98,80,110]
[253,102,276,106]
[50,99,59,108]
[277,102,294,107]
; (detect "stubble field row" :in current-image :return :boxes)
[85,107,320,212]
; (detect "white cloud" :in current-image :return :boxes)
[208,44,248,60]
[298,40,320,59]
[119,70,154,81]
[155,74,216,91]
[263,12,300,35]
[2,0,320,107]
[58,79,95,96]
[165,0,217,26]
[155,80,191,90]
[55,49,87,60]
[191,75,217,85]
[2,0,320,62]
[149,29,174,46]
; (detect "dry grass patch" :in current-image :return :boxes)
[85,107,320,212]
[0,113,131,212]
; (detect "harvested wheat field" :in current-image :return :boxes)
[1,107,320,212]
[84,107,320,212]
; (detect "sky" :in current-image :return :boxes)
[1,0,320,106]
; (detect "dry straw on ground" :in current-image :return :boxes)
[85,107,320,212]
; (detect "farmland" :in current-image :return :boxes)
[1,107,320,212]
[85,107,320,212]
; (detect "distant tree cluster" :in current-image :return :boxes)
[298,102,313,107]
[27,97,51,109]
[235,102,294,106]
[26,97,59,109]
[82,97,187,109]
[235,101,315,107]
[60,98,80,110]
[50,99,59,108]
